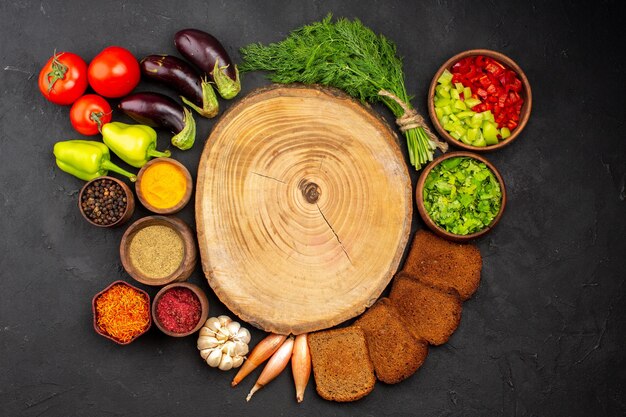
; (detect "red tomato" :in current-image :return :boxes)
[38,52,88,105]
[69,94,112,135]
[88,46,140,98]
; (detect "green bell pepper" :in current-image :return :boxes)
[102,122,171,168]
[53,140,137,182]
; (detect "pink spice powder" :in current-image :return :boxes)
[156,287,201,333]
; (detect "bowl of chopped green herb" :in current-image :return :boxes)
[416,152,506,241]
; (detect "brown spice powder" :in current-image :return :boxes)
[128,225,184,279]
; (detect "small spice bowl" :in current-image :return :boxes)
[120,215,197,286]
[416,151,507,242]
[152,282,209,337]
[135,158,193,215]
[92,280,151,345]
[78,176,135,227]
[428,49,532,152]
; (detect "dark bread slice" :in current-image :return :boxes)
[308,327,376,402]
[354,298,428,384]
[389,273,462,345]
[402,230,482,300]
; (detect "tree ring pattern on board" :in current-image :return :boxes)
[299,178,321,204]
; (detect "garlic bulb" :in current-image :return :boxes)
[197,315,251,371]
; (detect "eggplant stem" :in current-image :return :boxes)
[181,78,219,118]
[170,107,196,150]
[212,60,240,100]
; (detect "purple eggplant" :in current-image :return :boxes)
[140,54,218,118]
[119,92,196,150]
[174,29,240,99]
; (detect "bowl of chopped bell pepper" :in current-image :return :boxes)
[416,151,507,242]
[428,49,531,151]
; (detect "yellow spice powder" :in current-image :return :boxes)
[140,162,187,209]
[128,225,184,279]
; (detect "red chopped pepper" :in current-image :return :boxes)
[451,55,525,129]
[498,93,507,108]
[510,78,522,92]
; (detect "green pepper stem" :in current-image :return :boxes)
[101,159,137,182]
[181,78,219,118]
[171,107,196,151]
[147,148,171,159]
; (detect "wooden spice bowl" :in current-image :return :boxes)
[120,215,197,286]
[416,151,507,242]
[151,282,209,337]
[78,176,135,228]
[428,49,532,152]
[135,158,193,215]
[92,280,151,345]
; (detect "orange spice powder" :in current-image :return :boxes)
[139,161,187,209]
[96,283,150,343]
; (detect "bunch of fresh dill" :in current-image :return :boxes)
[240,15,441,169]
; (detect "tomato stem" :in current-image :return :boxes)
[46,51,68,93]
[90,111,105,132]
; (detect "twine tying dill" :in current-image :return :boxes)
[378,90,448,152]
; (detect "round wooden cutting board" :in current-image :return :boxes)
[196,85,412,335]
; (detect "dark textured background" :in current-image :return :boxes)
[1,1,624,416]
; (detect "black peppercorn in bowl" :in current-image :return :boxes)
[78,176,135,228]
